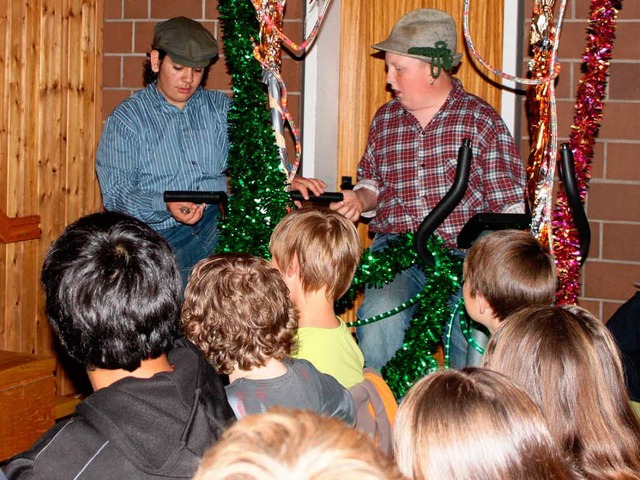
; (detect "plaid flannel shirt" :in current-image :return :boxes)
[356,79,525,249]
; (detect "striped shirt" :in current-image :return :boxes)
[96,83,230,231]
[356,79,525,249]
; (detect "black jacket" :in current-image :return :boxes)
[4,339,235,479]
[608,291,640,402]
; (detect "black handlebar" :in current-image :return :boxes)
[163,190,344,205]
[559,143,591,265]
[289,191,344,203]
[414,139,473,266]
[163,191,228,204]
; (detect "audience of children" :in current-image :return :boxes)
[8,210,640,480]
[462,229,556,334]
[482,305,640,479]
[2,212,235,479]
[193,408,407,480]
[393,368,578,480]
[181,252,355,424]
[269,207,365,388]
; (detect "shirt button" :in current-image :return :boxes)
[192,161,196,165]
[196,186,200,191]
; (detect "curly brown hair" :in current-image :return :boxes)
[182,253,298,375]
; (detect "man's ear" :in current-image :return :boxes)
[149,50,161,73]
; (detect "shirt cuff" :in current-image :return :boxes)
[502,202,526,214]
[353,180,379,218]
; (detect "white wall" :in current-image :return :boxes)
[301,0,341,187]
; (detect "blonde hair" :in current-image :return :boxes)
[194,408,406,480]
[463,229,556,320]
[182,253,297,374]
[482,305,640,479]
[269,207,361,301]
[393,368,577,480]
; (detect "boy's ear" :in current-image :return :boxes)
[149,50,161,73]
[285,254,300,278]
[476,293,490,315]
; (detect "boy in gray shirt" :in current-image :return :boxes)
[182,253,355,423]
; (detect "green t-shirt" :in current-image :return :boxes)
[293,318,365,388]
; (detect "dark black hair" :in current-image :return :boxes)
[143,49,167,86]
[41,211,181,371]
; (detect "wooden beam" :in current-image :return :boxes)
[0,209,41,244]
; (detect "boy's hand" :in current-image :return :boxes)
[166,202,205,225]
[330,190,364,222]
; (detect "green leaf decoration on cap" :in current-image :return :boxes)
[408,41,453,79]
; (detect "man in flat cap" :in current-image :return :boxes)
[331,9,526,370]
[96,17,325,287]
[96,17,228,288]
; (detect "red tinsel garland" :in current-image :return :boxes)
[552,0,621,305]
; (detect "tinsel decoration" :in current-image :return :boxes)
[525,0,564,249]
[341,234,463,399]
[552,0,621,305]
[216,0,293,258]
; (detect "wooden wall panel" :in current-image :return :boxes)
[0,0,103,396]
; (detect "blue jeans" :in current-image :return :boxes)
[159,205,219,289]
[356,233,469,370]
[448,286,470,369]
[356,234,427,370]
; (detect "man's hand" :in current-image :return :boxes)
[289,176,327,199]
[329,190,366,222]
[166,202,205,225]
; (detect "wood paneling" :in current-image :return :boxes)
[0,350,55,461]
[0,0,103,396]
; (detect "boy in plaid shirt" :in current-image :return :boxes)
[331,9,525,370]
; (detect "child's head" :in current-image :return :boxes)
[482,305,640,477]
[463,229,556,331]
[41,211,181,372]
[269,207,361,302]
[182,253,297,375]
[393,368,575,480]
[194,407,406,480]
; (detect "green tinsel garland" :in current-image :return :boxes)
[216,0,293,258]
[342,234,463,399]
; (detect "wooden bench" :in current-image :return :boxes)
[0,350,55,461]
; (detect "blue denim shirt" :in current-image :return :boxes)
[96,83,230,231]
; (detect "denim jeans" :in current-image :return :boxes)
[356,234,427,370]
[158,205,219,289]
[447,286,470,369]
[356,233,470,370]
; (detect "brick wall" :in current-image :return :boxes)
[521,0,640,320]
[102,0,305,137]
